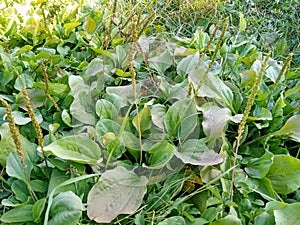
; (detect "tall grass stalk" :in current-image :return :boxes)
[230,51,271,201]
[194,18,229,95]
[0,98,37,201]
[16,71,49,173]
[129,16,143,164]
[41,59,61,112]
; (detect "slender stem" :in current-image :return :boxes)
[230,51,271,201]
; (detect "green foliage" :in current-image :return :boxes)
[0,0,299,224]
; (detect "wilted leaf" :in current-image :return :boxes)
[43,135,101,164]
[175,139,223,166]
[48,191,83,225]
[87,166,148,223]
[267,155,300,194]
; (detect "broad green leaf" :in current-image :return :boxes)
[269,92,285,132]
[274,203,300,225]
[265,58,283,83]
[192,27,209,51]
[238,12,247,32]
[96,119,121,137]
[84,58,113,79]
[61,109,72,127]
[115,45,127,68]
[0,123,38,166]
[164,98,198,141]
[133,105,151,134]
[48,191,83,225]
[245,151,273,179]
[177,52,199,78]
[0,204,34,223]
[158,216,186,225]
[199,104,242,139]
[175,139,223,166]
[267,155,300,194]
[96,99,118,120]
[189,69,234,109]
[151,104,166,129]
[11,180,29,202]
[85,16,96,33]
[106,83,141,104]
[34,82,70,98]
[240,70,256,88]
[159,77,189,100]
[272,115,300,142]
[96,119,139,157]
[10,111,43,125]
[6,152,29,182]
[105,138,125,159]
[69,75,95,125]
[149,50,173,75]
[47,169,75,196]
[87,166,148,223]
[285,85,300,100]
[145,142,176,169]
[250,106,272,121]
[15,88,46,110]
[64,22,81,33]
[14,73,34,91]
[30,180,48,193]
[186,218,208,225]
[43,135,101,164]
[13,45,33,56]
[114,69,131,77]
[121,130,141,147]
[265,201,287,214]
[256,177,277,200]
[211,215,242,225]
[254,212,275,225]
[33,198,47,223]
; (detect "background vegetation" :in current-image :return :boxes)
[0,0,299,224]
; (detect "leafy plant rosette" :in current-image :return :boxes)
[0,1,300,224]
